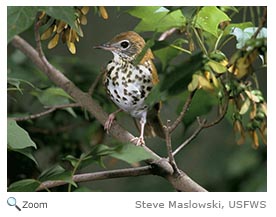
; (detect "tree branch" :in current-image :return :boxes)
[169,91,196,133]
[37,158,207,192]
[165,170,207,192]
[36,166,153,191]
[164,120,179,173]
[172,117,207,157]
[11,103,79,121]
[172,86,229,156]
[203,87,229,128]
[88,67,104,96]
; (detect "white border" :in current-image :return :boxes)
[2,1,275,216]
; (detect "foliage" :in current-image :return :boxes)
[7,6,267,192]
[128,6,186,32]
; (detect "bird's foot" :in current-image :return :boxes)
[104,113,116,134]
[104,109,122,134]
[130,136,145,146]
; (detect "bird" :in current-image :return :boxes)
[94,31,165,145]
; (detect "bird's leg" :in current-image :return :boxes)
[104,109,122,134]
[130,116,146,146]
[138,119,146,145]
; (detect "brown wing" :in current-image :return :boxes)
[134,102,165,139]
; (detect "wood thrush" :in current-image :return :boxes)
[95,31,165,145]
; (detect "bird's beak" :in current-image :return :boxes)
[93,43,115,51]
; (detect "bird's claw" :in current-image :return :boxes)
[130,137,145,146]
[104,113,116,134]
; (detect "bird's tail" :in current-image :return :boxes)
[134,103,165,139]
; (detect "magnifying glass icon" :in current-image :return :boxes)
[7,197,21,211]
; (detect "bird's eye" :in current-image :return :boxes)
[120,40,130,49]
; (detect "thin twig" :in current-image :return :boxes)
[158,28,177,41]
[164,121,173,163]
[11,108,55,122]
[169,91,196,133]
[11,103,80,122]
[164,120,179,173]
[172,86,229,156]
[34,18,44,59]
[43,103,79,109]
[202,88,229,128]
[202,105,228,128]
[252,7,267,39]
[172,117,207,157]
[218,35,235,50]
[88,68,104,96]
[36,165,153,191]
[192,27,208,56]
[214,31,223,51]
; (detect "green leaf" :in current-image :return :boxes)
[151,40,170,50]
[239,98,251,115]
[8,77,35,94]
[245,90,264,103]
[8,50,49,85]
[64,155,79,167]
[64,107,78,118]
[187,74,199,92]
[154,39,187,70]
[195,6,231,37]
[7,119,37,149]
[133,35,155,66]
[145,84,167,108]
[64,144,117,171]
[91,144,117,156]
[225,98,237,124]
[196,74,214,91]
[224,22,253,35]
[202,31,218,50]
[7,6,80,43]
[179,90,217,128]
[7,6,38,43]
[110,143,156,164]
[39,165,76,187]
[8,179,40,192]
[219,6,239,13]
[41,7,81,36]
[207,60,227,74]
[161,52,204,95]
[11,147,38,166]
[39,165,65,181]
[33,87,73,106]
[73,186,92,192]
[10,49,28,64]
[64,153,98,170]
[7,78,23,94]
[128,6,186,32]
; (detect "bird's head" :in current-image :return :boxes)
[95,31,153,63]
